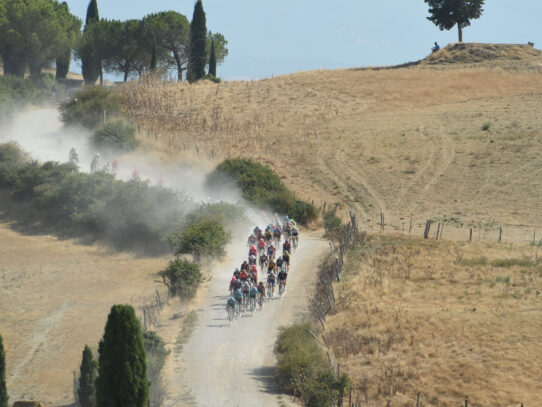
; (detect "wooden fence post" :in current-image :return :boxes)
[409,217,413,235]
[533,229,536,245]
[424,220,432,239]
[465,399,468,407]
[439,224,444,239]
[436,223,441,239]
[416,393,420,407]
[498,226,502,243]
[469,228,473,241]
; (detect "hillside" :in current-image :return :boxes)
[122,43,542,243]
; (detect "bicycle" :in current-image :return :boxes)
[278,281,285,297]
[258,293,264,309]
[227,306,234,324]
[249,296,256,313]
[266,282,274,299]
[292,236,298,251]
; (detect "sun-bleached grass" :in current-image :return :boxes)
[120,49,542,241]
[325,234,542,406]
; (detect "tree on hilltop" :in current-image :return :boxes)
[425,0,484,43]
[0,334,8,407]
[187,0,207,82]
[96,305,149,407]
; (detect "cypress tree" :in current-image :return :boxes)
[150,37,157,72]
[81,0,101,85]
[188,0,207,82]
[0,334,7,407]
[78,345,97,407]
[85,0,99,25]
[96,305,149,407]
[208,39,216,77]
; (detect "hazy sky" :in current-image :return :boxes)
[64,0,542,80]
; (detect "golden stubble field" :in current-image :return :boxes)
[0,214,171,405]
[326,234,542,407]
[121,44,542,243]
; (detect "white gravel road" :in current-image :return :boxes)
[168,231,328,407]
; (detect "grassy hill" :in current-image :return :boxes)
[121,43,542,242]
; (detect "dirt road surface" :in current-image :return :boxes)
[167,231,328,406]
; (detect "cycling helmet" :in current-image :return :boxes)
[243,260,248,264]
[231,277,237,282]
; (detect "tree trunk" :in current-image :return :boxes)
[99,63,103,86]
[124,69,129,82]
[173,51,183,81]
[457,23,463,42]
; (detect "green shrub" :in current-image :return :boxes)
[207,158,317,225]
[482,122,492,131]
[143,331,170,371]
[323,207,342,241]
[0,143,190,254]
[93,121,139,151]
[186,202,245,227]
[170,219,231,262]
[461,256,488,266]
[60,86,124,129]
[274,322,351,407]
[159,258,202,298]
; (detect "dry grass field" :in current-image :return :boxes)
[121,43,542,242]
[0,209,172,405]
[326,234,542,407]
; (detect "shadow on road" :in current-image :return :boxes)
[250,365,285,396]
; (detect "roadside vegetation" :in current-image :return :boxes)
[323,234,542,406]
[207,158,318,225]
[274,322,350,407]
[0,143,240,255]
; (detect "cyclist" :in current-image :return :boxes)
[249,264,258,283]
[233,288,243,312]
[239,269,249,282]
[253,226,261,236]
[249,245,257,257]
[241,260,250,273]
[242,280,251,304]
[257,281,266,297]
[276,256,284,270]
[226,296,236,317]
[267,244,276,260]
[264,228,273,244]
[283,251,290,271]
[283,240,291,254]
[259,252,268,270]
[249,285,258,308]
[247,234,257,246]
[232,277,242,292]
[277,268,288,287]
[233,268,241,279]
[292,226,299,243]
[229,276,237,294]
[112,158,119,175]
[274,227,282,244]
[69,147,79,165]
[248,253,257,266]
[267,269,276,297]
[90,153,100,174]
[267,258,276,273]
[257,238,266,255]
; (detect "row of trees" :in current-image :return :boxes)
[0,0,81,78]
[0,0,227,82]
[79,0,226,84]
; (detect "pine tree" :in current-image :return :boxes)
[425,0,484,42]
[96,305,149,407]
[208,39,216,77]
[81,0,101,85]
[150,37,157,72]
[188,0,207,82]
[0,334,8,407]
[78,345,97,407]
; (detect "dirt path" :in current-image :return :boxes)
[166,231,328,407]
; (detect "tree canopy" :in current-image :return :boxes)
[0,0,81,76]
[425,0,485,42]
[143,11,190,80]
